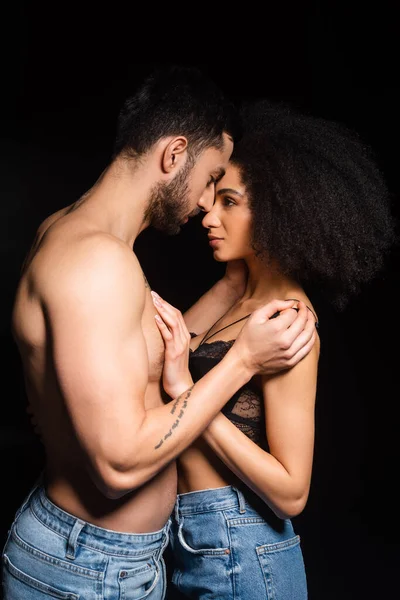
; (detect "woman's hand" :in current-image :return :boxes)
[222,259,248,300]
[151,291,194,399]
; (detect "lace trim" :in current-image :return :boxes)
[189,341,265,446]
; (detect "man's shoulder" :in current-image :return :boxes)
[40,226,136,267]
[34,230,143,301]
[77,233,144,281]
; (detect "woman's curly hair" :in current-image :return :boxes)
[231,99,397,309]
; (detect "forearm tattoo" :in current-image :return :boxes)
[154,385,194,449]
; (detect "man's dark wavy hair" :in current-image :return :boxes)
[231,99,397,309]
[113,65,242,160]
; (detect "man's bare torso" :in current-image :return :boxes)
[12,204,177,533]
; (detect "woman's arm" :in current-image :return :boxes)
[202,336,320,519]
[183,260,247,334]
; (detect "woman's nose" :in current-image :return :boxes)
[202,205,221,229]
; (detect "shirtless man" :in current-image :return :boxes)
[2,65,316,599]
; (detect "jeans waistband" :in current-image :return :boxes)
[175,485,248,516]
[28,485,170,557]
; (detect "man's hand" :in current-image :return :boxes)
[231,299,317,376]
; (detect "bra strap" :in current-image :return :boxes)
[200,314,251,345]
[199,298,319,346]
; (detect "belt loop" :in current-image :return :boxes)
[66,518,85,560]
[163,517,171,544]
[174,495,180,522]
[234,487,246,514]
[157,518,171,561]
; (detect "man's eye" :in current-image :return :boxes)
[207,177,216,186]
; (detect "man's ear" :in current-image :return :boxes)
[161,136,188,174]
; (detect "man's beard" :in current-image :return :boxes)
[145,160,199,235]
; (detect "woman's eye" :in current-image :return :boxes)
[223,198,235,207]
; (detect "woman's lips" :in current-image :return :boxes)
[209,238,223,248]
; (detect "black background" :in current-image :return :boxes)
[1,4,400,599]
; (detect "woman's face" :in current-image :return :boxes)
[202,163,254,262]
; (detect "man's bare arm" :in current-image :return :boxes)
[45,238,271,499]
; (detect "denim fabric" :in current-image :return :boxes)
[168,486,307,599]
[2,482,170,599]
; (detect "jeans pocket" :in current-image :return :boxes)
[2,554,80,599]
[177,517,230,556]
[4,523,103,598]
[256,535,307,600]
[118,556,162,600]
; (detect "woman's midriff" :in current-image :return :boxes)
[177,438,238,494]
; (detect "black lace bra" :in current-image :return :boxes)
[189,336,268,448]
[189,302,319,449]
